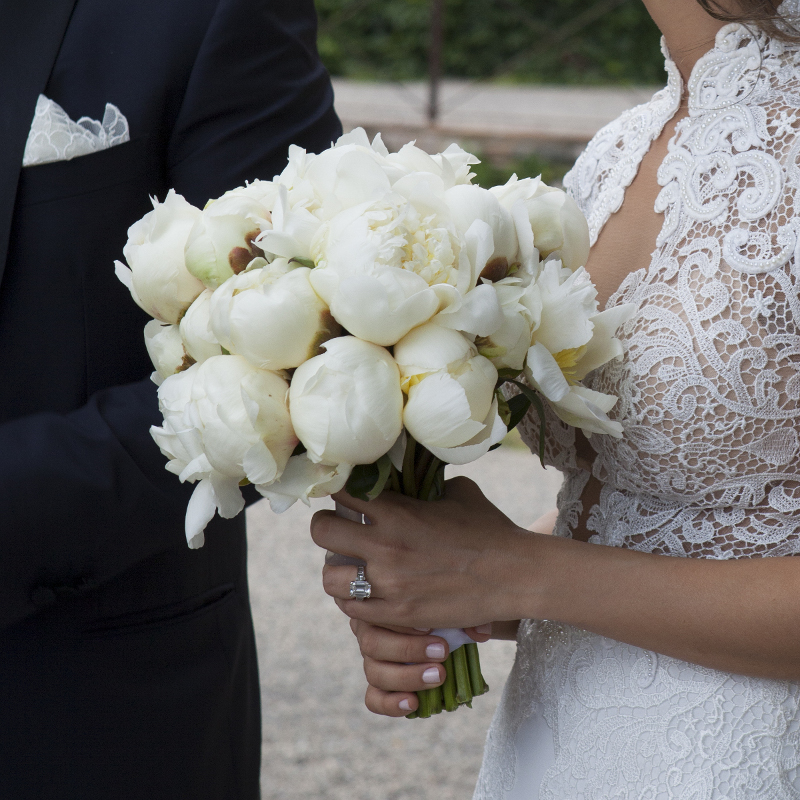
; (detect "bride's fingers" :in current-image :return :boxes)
[354,622,449,664]
[364,685,419,718]
[363,656,445,692]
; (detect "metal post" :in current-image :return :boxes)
[428,0,444,125]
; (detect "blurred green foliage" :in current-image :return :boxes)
[470,152,574,189]
[316,0,665,85]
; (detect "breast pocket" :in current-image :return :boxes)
[10,135,169,396]
[17,136,160,207]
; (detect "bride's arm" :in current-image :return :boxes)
[311,477,800,715]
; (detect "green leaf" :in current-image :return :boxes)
[345,455,393,502]
[495,390,512,426]
[507,379,547,467]
[506,393,532,432]
[366,454,393,501]
[496,368,523,383]
[345,463,379,502]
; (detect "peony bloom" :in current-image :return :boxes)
[255,184,322,264]
[308,193,461,345]
[115,190,205,324]
[179,289,223,364]
[491,175,590,272]
[184,191,272,288]
[444,184,519,276]
[289,337,403,466]
[301,128,394,218]
[393,324,506,465]
[474,281,536,372]
[210,265,341,371]
[384,140,479,188]
[257,454,352,513]
[144,320,189,385]
[523,260,636,437]
[150,355,297,548]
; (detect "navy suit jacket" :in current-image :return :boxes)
[0,1,340,797]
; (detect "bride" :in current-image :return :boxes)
[310,0,800,795]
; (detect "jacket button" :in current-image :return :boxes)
[31,586,57,608]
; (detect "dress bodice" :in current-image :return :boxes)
[479,14,800,800]
[518,20,800,560]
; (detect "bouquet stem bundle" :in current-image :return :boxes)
[347,434,489,719]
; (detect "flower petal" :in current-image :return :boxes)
[525,343,570,403]
[185,479,216,549]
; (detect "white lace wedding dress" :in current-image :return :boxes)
[476,14,800,799]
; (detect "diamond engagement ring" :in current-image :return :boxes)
[349,565,372,600]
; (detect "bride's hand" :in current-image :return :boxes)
[310,476,535,630]
[349,620,495,717]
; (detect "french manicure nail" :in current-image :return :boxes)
[425,643,446,659]
[475,623,492,635]
[399,698,413,712]
[422,667,441,684]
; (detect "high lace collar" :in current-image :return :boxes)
[660,9,800,115]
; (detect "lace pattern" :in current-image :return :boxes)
[22,95,130,167]
[477,20,800,800]
[477,620,800,800]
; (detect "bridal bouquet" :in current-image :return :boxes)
[115,128,631,717]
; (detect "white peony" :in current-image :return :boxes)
[150,355,297,548]
[144,320,188,385]
[444,184,519,276]
[289,337,404,466]
[256,184,322,264]
[491,176,590,272]
[308,193,463,345]
[384,140,478,188]
[115,190,205,324]
[394,324,506,465]
[474,281,536,371]
[286,129,394,220]
[179,289,223,364]
[210,265,340,370]
[184,191,271,288]
[257,454,353,513]
[523,260,636,437]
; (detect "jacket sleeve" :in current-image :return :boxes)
[167,0,342,205]
[0,0,341,630]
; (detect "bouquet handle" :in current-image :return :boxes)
[332,502,488,718]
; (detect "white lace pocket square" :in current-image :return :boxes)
[22,94,130,167]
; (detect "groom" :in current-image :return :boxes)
[0,0,340,797]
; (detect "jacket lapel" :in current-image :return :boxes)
[0,0,79,289]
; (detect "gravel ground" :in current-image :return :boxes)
[246,438,562,799]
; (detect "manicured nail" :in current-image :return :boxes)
[399,698,413,712]
[414,627,431,632]
[475,623,492,635]
[425,643,446,659]
[422,667,441,684]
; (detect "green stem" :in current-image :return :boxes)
[465,642,488,696]
[405,710,419,720]
[429,685,443,715]
[415,448,434,489]
[402,434,418,498]
[389,464,401,494]
[453,645,473,707]
[419,456,444,501]
[417,687,433,719]
[441,653,458,712]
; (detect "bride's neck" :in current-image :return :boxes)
[642,0,729,83]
